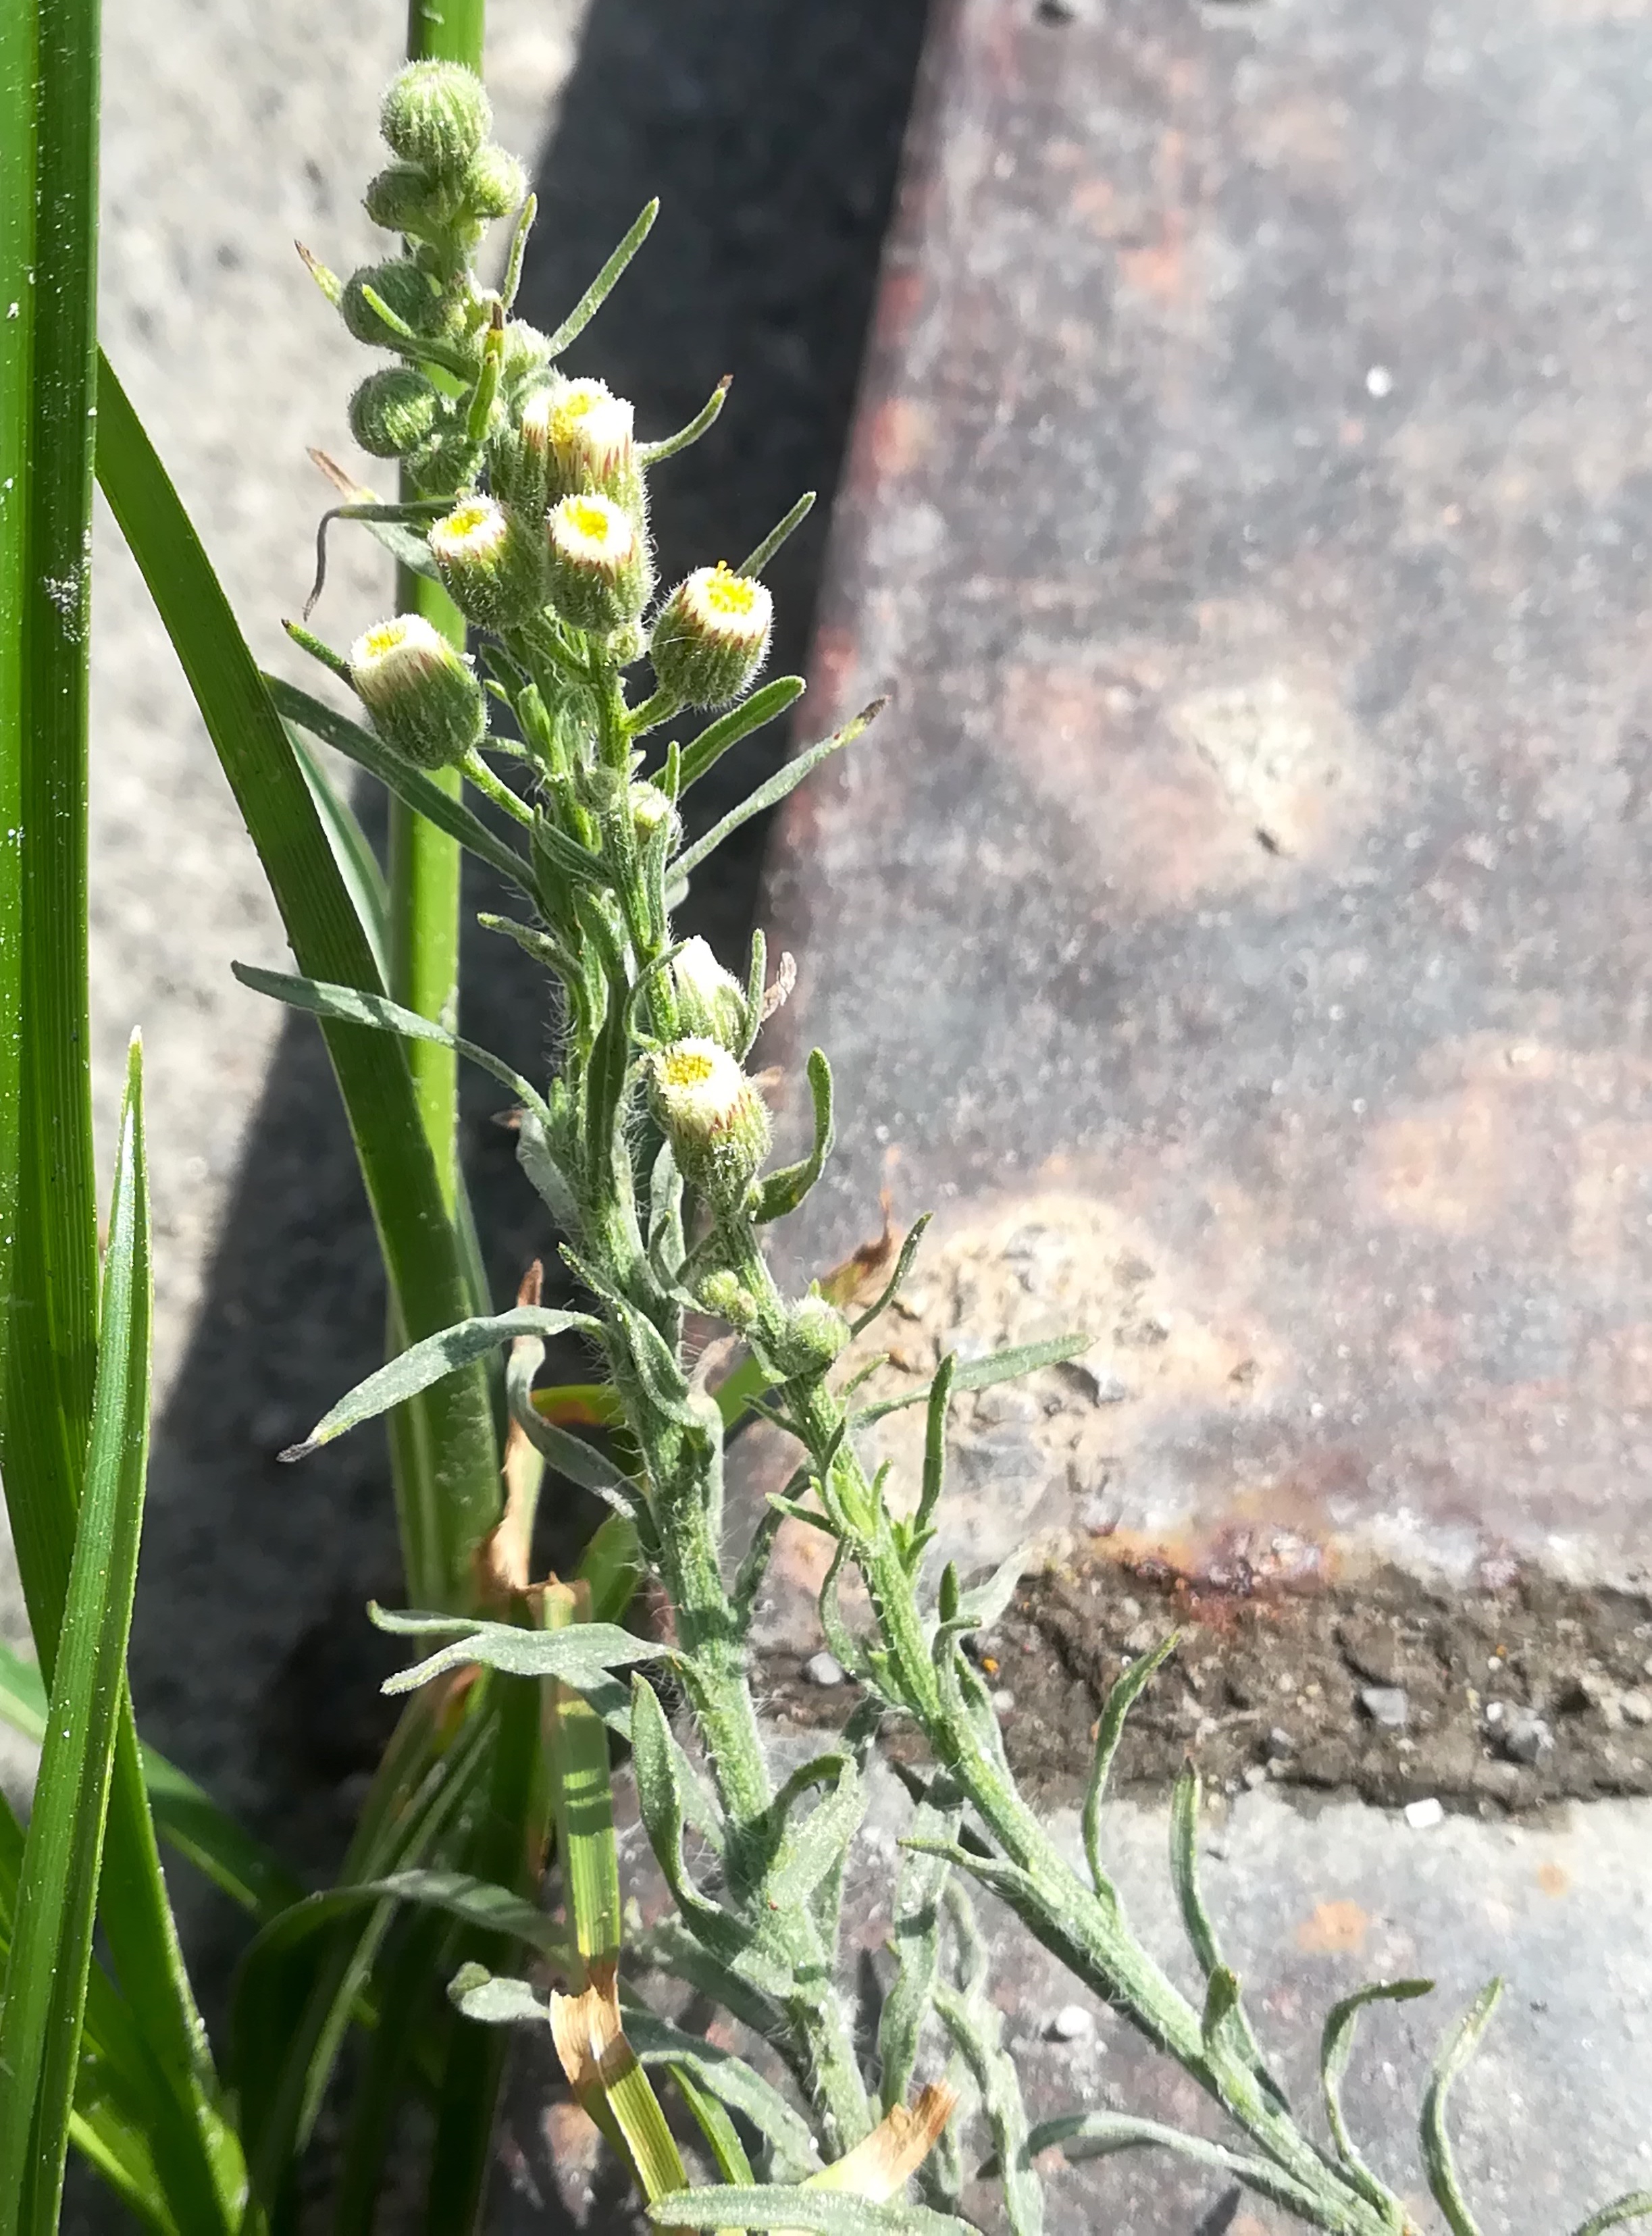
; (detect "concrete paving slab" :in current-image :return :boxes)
[757,0,1652,1598]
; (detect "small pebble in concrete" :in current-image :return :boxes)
[1046,2004,1093,2041]
[1404,1797,1445,1829]
[1361,1685,1410,1730]
[1622,1689,1652,1727]
[1499,1711,1554,1765]
[991,1688,1016,1714]
[1058,1359,1131,1406]
[1266,1726,1295,1759]
[804,1650,846,1688]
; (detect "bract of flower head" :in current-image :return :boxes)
[349,365,442,459]
[545,492,648,632]
[428,493,544,630]
[672,935,747,1053]
[349,613,485,770]
[649,562,773,709]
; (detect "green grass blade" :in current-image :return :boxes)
[0,1640,303,1921]
[0,1039,155,2232]
[290,729,390,985]
[94,353,500,1609]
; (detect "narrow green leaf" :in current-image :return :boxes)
[268,676,534,899]
[543,1582,623,1976]
[371,1608,665,1697]
[95,353,500,1609]
[288,729,389,983]
[0,1641,303,1921]
[853,1333,1091,1428]
[1081,1633,1175,1896]
[648,2188,975,2235]
[754,1049,833,1224]
[736,490,816,579]
[1319,1979,1432,2213]
[932,1973,1040,2236]
[233,962,554,1128]
[1018,2111,1325,2220]
[638,374,731,467]
[671,700,884,886]
[1169,1765,1287,2109]
[1570,2195,1652,2236]
[1420,1980,1502,2236]
[675,677,804,793]
[623,2010,820,2180]
[878,1781,960,2115]
[669,2063,756,2187]
[282,1303,600,1458]
[0,1042,157,2233]
[543,199,659,357]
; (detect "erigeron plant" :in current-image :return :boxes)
[261,61,1652,2236]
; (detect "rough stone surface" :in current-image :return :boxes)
[757,0,1652,1592]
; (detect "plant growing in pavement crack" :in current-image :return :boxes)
[256,58,1652,2236]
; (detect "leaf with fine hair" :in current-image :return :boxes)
[543,198,659,356]
[1318,1979,1432,2213]
[233,963,555,1129]
[623,2008,821,2181]
[852,1333,1091,1428]
[0,1043,167,2235]
[1420,1980,1502,2236]
[647,2189,975,2235]
[1169,1765,1289,2110]
[677,676,806,792]
[369,1607,665,1698]
[282,1303,600,1458]
[878,1777,960,2115]
[1018,2111,1326,2221]
[671,700,885,889]
[1570,2195,1652,2236]
[1080,1630,1175,1896]
[753,1049,834,1224]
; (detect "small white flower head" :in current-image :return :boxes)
[629,781,681,853]
[525,376,637,504]
[546,492,648,632]
[672,935,747,1053]
[650,562,773,709]
[379,60,490,180]
[649,1037,771,1211]
[428,494,544,629]
[349,613,485,770]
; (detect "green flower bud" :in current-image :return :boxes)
[341,257,442,350]
[405,427,477,496]
[672,935,747,1052]
[526,376,638,508]
[648,1038,771,1214]
[649,563,773,709]
[772,1294,851,1378]
[363,159,445,238]
[349,613,485,770]
[380,60,490,180]
[348,366,443,459]
[545,492,650,633]
[460,142,527,220]
[606,619,647,667]
[696,1269,760,1331]
[428,495,546,631]
[629,781,681,853]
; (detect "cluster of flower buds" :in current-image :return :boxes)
[342,61,527,493]
[327,61,777,770]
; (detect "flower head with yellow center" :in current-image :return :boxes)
[348,613,484,770]
[648,1037,770,1212]
[650,561,773,708]
[545,492,648,631]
